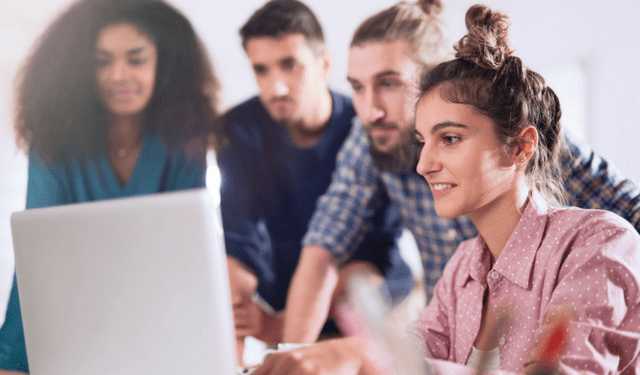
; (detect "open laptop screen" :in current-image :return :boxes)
[11,188,236,375]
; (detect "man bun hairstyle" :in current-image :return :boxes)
[240,0,324,54]
[417,0,442,15]
[418,4,567,205]
[350,0,450,69]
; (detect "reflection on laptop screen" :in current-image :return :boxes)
[11,188,236,375]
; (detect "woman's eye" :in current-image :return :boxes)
[128,58,145,66]
[442,135,461,145]
[95,58,110,67]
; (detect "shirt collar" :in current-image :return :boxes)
[460,192,549,290]
[493,192,549,289]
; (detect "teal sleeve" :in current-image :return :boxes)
[25,153,67,209]
[0,153,69,372]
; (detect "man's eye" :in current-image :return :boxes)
[379,80,398,89]
[281,59,296,71]
[351,85,363,93]
[253,67,266,76]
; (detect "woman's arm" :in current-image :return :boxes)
[528,222,640,374]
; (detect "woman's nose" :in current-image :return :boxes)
[416,142,440,177]
[110,60,128,81]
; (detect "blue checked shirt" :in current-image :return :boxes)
[303,118,640,302]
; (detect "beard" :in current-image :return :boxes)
[366,122,420,173]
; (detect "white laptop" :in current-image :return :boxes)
[10,188,236,375]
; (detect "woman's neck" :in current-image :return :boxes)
[107,113,145,152]
[468,185,530,262]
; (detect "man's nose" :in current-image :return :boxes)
[273,78,289,97]
[360,91,385,124]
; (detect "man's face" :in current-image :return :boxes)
[245,33,329,125]
[347,40,420,172]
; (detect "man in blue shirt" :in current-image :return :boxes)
[280,0,640,346]
[217,0,414,364]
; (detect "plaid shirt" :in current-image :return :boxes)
[303,118,640,302]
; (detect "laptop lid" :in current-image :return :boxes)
[11,188,236,375]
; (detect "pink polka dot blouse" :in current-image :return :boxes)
[415,193,640,374]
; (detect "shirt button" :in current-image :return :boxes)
[490,271,500,279]
[499,336,506,346]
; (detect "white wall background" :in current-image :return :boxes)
[1,0,639,314]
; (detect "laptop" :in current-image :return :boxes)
[10,188,236,375]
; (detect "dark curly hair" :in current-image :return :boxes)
[418,4,567,205]
[14,0,221,163]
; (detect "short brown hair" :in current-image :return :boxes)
[240,0,324,54]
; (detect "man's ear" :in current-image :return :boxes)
[320,48,332,79]
[513,125,538,167]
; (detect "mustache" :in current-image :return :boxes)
[268,96,293,104]
[365,121,400,131]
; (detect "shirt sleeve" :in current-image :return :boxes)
[414,245,468,362]
[25,152,67,209]
[528,220,640,374]
[302,119,384,265]
[563,131,640,232]
[218,123,274,285]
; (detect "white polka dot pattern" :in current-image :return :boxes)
[414,194,640,374]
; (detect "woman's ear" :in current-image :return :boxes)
[513,125,538,167]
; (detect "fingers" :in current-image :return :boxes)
[250,339,363,375]
[250,350,315,375]
[233,297,262,338]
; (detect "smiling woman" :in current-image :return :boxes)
[1,0,222,373]
[94,23,158,121]
[413,4,640,373]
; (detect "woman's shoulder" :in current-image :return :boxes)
[550,205,637,238]
[544,206,640,270]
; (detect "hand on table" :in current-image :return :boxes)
[227,256,261,338]
[250,338,375,375]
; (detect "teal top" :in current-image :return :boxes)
[0,131,206,372]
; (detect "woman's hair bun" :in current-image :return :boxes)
[417,0,443,15]
[454,4,514,69]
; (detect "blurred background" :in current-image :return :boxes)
[1,0,639,317]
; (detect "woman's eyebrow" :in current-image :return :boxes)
[94,46,148,56]
[431,121,467,135]
[126,46,148,56]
